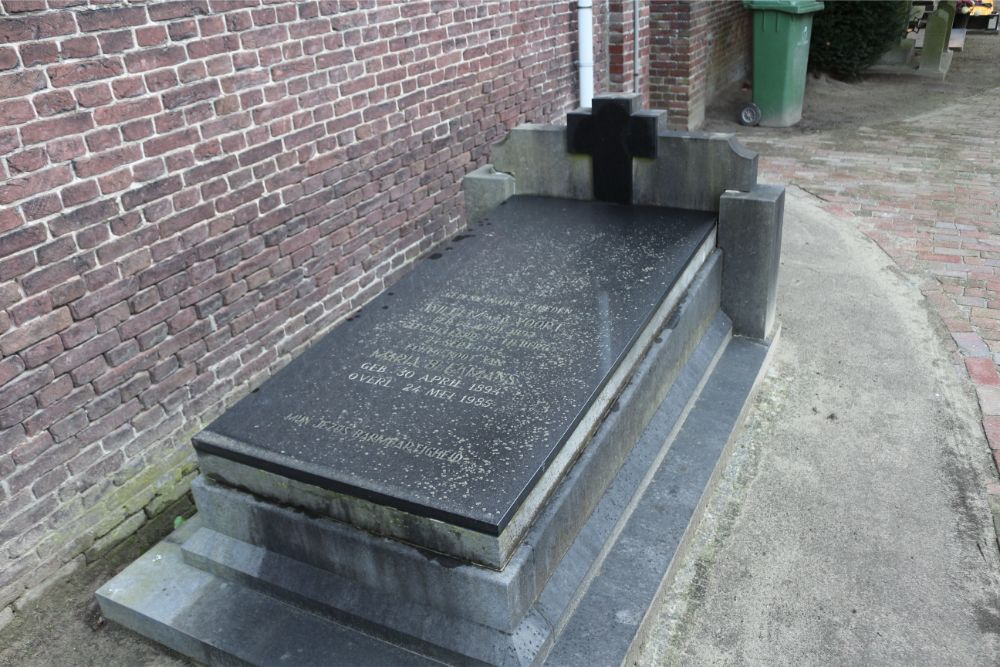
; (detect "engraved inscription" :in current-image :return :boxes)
[283,413,467,464]
[344,290,580,419]
[324,289,582,465]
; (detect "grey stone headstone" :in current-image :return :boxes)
[919,8,954,79]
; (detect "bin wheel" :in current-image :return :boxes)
[740,103,762,127]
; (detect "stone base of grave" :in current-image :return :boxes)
[915,50,953,80]
[98,302,776,665]
[875,38,916,67]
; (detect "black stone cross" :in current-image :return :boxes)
[566,95,663,205]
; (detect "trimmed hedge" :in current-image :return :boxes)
[809,1,913,81]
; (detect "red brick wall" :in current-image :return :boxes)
[649,0,699,127]
[702,0,751,103]
[649,0,750,130]
[0,0,581,617]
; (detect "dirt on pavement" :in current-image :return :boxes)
[0,500,193,667]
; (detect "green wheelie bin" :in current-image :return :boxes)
[742,0,824,127]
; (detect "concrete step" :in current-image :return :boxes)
[543,333,775,666]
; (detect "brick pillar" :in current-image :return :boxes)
[649,0,751,131]
[649,0,707,130]
[591,0,612,96]
[603,0,651,106]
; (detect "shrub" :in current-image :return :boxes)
[809,1,913,81]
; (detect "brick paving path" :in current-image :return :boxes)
[732,84,1000,475]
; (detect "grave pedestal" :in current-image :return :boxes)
[99,96,783,666]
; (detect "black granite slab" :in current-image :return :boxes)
[194,195,716,535]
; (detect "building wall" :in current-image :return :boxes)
[702,0,752,103]
[649,0,751,130]
[0,0,583,619]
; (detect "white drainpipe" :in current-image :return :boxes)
[578,0,594,107]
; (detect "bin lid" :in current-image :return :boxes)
[743,0,824,14]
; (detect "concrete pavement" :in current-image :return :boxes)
[716,34,1000,475]
[643,188,1000,665]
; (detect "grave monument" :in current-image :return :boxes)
[917,7,955,79]
[98,95,784,666]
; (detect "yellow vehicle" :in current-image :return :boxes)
[953,0,999,30]
[968,1,995,16]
